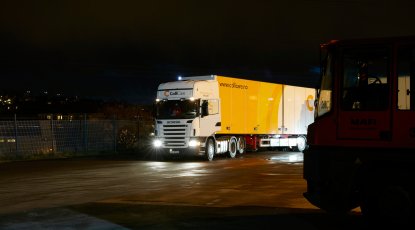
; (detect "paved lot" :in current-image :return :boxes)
[0,151,366,229]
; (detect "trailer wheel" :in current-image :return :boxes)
[295,136,307,152]
[228,137,237,158]
[205,138,215,161]
[237,137,245,154]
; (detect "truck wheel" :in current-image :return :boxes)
[378,185,412,219]
[237,137,245,154]
[205,138,215,161]
[295,136,307,152]
[361,183,412,221]
[228,137,237,158]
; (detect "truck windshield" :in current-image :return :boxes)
[155,99,200,119]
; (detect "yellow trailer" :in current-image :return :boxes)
[216,76,282,135]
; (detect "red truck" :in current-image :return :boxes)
[303,36,415,220]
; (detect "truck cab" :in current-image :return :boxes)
[304,37,415,219]
[152,76,221,159]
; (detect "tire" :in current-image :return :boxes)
[228,137,237,158]
[358,164,413,223]
[361,182,412,221]
[237,137,245,154]
[295,136,307,152]
[378,185,412,218]
[205,138,215,161]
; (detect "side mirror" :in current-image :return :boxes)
[201,100,209,117]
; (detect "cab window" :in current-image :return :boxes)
[341,48,389,110]
[397,46,414,110]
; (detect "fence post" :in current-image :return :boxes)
[51,115,56,153]
[113,115,117,153]
[84,113,88,153]
[137,115,140,148]
[14,114,18,156]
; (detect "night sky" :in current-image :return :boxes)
[1,0,415,104]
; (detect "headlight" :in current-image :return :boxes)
[153,139,162,148]
[188,139,200,147]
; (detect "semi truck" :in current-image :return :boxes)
[152,75,315,161]
[303,36,415,220]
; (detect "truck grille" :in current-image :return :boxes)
[162,124,187,147]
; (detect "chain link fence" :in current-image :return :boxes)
[0,114,154,161]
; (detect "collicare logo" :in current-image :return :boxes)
[306,95,314,111]
[163,90,169,97]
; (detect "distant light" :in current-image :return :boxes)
[189,97,195,101]
[178,75,182,80]
[156,98,161,102]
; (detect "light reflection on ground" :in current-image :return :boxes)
[144,161,207,177]
[270,152,303,163]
